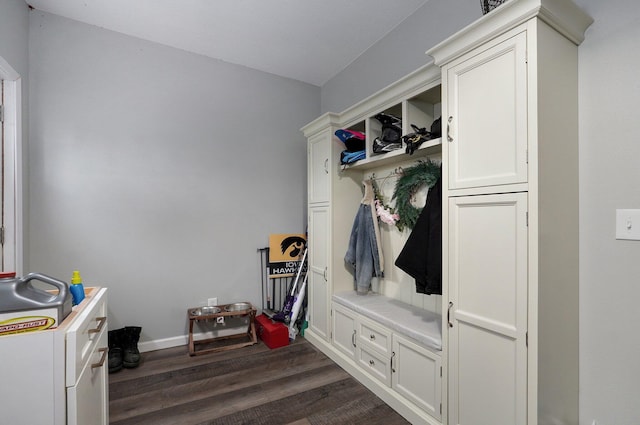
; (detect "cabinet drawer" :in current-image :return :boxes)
[357,316,391,355]
[66,288,108,386]
[357,346,390,386]
[67,327,108,425]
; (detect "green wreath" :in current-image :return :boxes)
[392,159,440,231]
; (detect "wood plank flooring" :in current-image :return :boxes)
[109,338,410,425]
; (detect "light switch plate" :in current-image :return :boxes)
[616,209,640,240]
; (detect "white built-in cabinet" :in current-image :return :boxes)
[303,62,445,425]
[307,128,333,340]
[332,303,442,421]
[305,117,362,341]
[429,0,592,424]
[302,1,591,424]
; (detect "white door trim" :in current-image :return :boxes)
[0,55,24,275]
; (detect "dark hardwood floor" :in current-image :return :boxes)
[109,337,410,425]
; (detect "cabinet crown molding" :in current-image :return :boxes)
[301,112,340,137]
[427,0,593,66]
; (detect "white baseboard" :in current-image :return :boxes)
[138,324,252,353]
[138,335,187,353]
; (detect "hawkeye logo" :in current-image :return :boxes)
[268,234,306,278]
[280,235,306,258]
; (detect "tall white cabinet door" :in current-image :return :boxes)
[308,207,330,340]
[308,131,331,205]
[448,193,528,425]
[445,30,527,191]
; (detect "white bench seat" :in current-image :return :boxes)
[332,291,442,352]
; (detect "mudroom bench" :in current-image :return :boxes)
[331,291,443,424]
[332,291,442,351]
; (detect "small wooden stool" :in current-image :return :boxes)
[187,302,257,356]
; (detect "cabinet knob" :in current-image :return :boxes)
[324,158,329,174]
[447,116,454,142]
[352,330,357,347]
[448,301,454,328]
[391,351,396,373]
[369,334,375,340]
[369,359,375,366]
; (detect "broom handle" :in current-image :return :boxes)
[289,247,308,296]
[289,273,308,330]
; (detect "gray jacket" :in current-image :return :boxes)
[345,180,384,294]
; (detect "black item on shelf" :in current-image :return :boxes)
[373,112,403,154]
[480,0,508,15]
[402,117,441,155]
[403,124,431,155]
[430,116,442,139]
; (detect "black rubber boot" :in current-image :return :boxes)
[122,326,142,368]
[108,328,125,373]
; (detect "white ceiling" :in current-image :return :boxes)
[26,0,429,86]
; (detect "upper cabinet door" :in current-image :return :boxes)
[445,30,528,191]
[308,130,332,205]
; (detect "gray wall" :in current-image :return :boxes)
[321,0,480,114]
[27,11,319,344]
[576,1,640,424]
[0,0,29,76]
[320,0,640,424]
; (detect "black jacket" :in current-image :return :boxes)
[395,175,442,295]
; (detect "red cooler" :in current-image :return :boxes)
[255,313,289,349]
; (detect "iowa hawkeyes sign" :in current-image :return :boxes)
[268,234,306,278]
